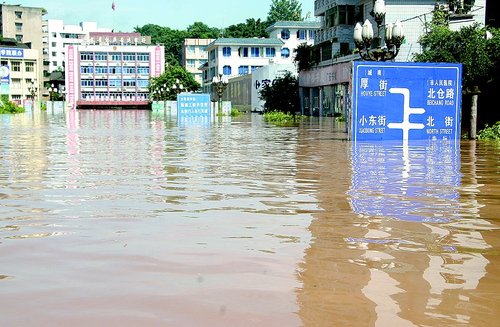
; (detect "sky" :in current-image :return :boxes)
[17,0,316,32]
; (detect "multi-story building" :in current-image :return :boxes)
[0,3,45,95]
[202,37,285,87]
[46,20,112,73]
[183,38,214,85]
[265,20,321,60]
[65,32,165,109]
[299,0,487,116]
[0,38,39,105]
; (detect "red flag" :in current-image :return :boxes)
[112,2,115,10]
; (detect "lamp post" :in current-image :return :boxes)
[353,0,404,61]
[212,73,228,117]
[171,79,184,97]
[27,79,38,108]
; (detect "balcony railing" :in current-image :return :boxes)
[315,0,337,16]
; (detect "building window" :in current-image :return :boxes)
[327,5,356,28]
[81,53,94,61]
[16,35,23,42]
[25,62,34,72]
[15,11,22,19]
[51,52,57,56]
[109,66,122,74]
[187,59,196,68]
[137,53,149,61]
[95,66,108,74]
[80,66,93,74]
[137,67,150,74]
[251,47,260,57]
[15,23,22,32]
[223,65,231,75]
[123,67,136,74]
[123,53,136,61]
[281,29,290,40]
[222,47,231,57]
[309,30,315,40]
[186,45,195,55]
[52,32,57,37]
[11,62,21,72]
[110,54,121,61]
[265,47,276,57]
[238,65,249,75]
[239,47,249,57]
[11,78,21,89]
[81,79,94,87]
[340,42,350,55]
[297,30,306,40]
[51,42,56,47]
[52,61,57,66]
[94,52,108,61]
[281,48,290,58]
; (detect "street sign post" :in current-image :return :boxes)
[351,62,462,145]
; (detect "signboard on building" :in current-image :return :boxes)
[0,48,24,58]
[351,62,462,144]
[177,93,211,125]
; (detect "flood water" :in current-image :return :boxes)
[1,109,499,327]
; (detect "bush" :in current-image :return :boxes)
[0,95,24,114]
[263,110,302,127]
[478,121,500,141]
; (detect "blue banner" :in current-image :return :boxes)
[352,62,462,144]
[0,48,24,58]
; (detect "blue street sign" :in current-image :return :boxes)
[177,93,211,127]
[352,62,462,144]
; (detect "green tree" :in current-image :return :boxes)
[134,24,188,66]
[414,9,500,139]
[267,0,303,25]
[186,22,221,39]
[259,71,299,113]
[294,43,318,71]
[223,18,269,38]
[149,65,200,101]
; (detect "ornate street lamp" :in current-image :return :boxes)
[28,79,38,101]
[353,0,404,61]
[171,79,184,97]
[212,73,228,116]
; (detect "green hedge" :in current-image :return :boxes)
[0,95,24,114]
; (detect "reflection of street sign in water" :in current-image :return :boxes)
[349,140,460,223]
[352,62,462,144]
[177,93,211,127]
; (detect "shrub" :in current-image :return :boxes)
[478,121,500,141]
[0,95,24,114]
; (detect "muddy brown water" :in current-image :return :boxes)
[1,110,499,326]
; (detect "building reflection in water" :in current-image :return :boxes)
[297,135,499,326]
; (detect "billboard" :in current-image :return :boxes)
[352,62,462,144]
[177,93,211,126]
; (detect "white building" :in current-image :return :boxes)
[65,32,164,109]
[202,38,285,86]
[265,20,321,60]
[46,20,112,73]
